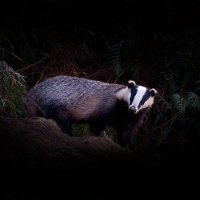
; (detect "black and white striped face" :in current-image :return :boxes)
[128,81,157,113]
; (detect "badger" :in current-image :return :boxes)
[23,75,157,145]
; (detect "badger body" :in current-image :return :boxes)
[23,75,157,144]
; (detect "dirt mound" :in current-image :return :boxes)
[0,117,130,169]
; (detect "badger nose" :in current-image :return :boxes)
[131,106,136,112]
[129,106,137,113]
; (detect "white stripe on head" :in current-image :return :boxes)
[129,86,147,112]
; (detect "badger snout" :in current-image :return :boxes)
[128,106,138,114]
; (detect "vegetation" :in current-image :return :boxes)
[0,61,26,117]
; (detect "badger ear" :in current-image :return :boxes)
[128,80,136,88]
[150,88,157,96]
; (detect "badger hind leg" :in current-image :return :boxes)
[23,99,42,117]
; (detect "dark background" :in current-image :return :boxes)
[1,0,200,30]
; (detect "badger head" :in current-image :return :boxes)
[127,80,157,113]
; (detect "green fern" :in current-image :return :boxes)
[171,93,186,115]
[168,50,196,88]
[165,71,180,93]
[108,40,123,77]
[107,39,135,78]
[187,92,200,112]
[154,65,200,143]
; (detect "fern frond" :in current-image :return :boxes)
[167,50,196,89]
[171,93,185,114]
[164,71,180,93]
[108,40,123,77]
[187,92,200,111]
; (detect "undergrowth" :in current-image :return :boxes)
[0,60,26,117]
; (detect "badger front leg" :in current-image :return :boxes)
[52,108,72,135]
[116,127,129,146]
[120,110,149,145]
[89,122,105,136]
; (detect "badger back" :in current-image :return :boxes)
[23,76,125,119]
